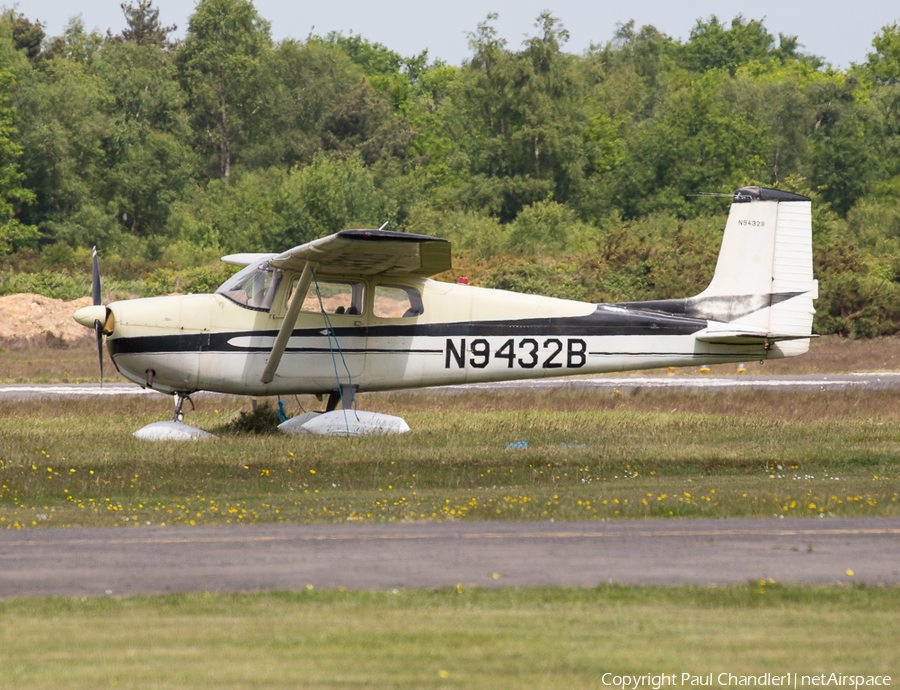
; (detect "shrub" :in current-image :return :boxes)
[0,271,88,301]
[484,260,589,301]
[231,404,281,434]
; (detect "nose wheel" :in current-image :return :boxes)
[133,392,214,440]
[173,393,195,423]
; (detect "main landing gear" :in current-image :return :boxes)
[324,384,357,413]
[278,385,409,436]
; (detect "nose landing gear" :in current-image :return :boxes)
[173,393,195,423]
[132,391,216,441]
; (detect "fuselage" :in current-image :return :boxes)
[77,189,818,399]
[102,275,771,397]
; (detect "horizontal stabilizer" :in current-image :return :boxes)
[220,252,276,267]
[695,327,816,344]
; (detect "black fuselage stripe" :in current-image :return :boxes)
[109,307,711,356]
[107,291,805,358]
[108,345,751,360]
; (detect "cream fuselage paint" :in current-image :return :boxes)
[94,191,816,401]
[105,275,763,397]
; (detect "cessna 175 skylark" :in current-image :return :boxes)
[74,186,817,439]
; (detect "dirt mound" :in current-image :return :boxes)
[0,293,93,349]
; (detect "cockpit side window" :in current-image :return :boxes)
[216,261,283,312]
[293,280,366,315]
[373,284,423,318]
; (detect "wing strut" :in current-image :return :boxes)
[261,262,315,384]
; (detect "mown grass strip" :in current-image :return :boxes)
[0,585,897,689]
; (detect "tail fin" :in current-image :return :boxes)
[693,186,818,358]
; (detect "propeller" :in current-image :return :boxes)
[74,247,110,386]
[91,246,103,387]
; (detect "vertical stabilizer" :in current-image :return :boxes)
[694,187,817,356]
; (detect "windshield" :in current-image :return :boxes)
[216,259,283,311]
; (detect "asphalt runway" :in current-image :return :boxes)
[3,373,900,402]
[1,518,898,598]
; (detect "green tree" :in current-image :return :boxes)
[442,13,590,220]
[324,31,433,112]
[805,75,877,215]
[169,153,384,251]
[250,39,361,168]
[178,0,273,178]
[592,21,676,118]
[14,46,117,247]
[326,32,403,78]
[253,37,418,171]
[321,80,416,166]
[3,10,44,62]
[680,15,775,75]
[405,61,460,188]
[724,62,820,186]
[610,71,770,218]
[119,0,177,47]
[866,22,900,85]
[275,152,384,247]
[9,8,196,250]
[93,40,199,237]
[38,17,104,68]
[0,68,36,252]
[503,198,594,256]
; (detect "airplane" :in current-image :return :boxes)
[74,185,817,439]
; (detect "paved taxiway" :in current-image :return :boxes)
[1,518,898,597]
[3,373,900,402]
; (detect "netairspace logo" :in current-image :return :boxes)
[600,674,892,689]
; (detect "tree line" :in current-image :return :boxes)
[2,0,900,337]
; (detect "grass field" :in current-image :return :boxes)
[1,585,897,689]
[2,388,899,528]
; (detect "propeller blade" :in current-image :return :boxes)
[92,246,101,306]
[92,247,103,387]
[94,319,104,387]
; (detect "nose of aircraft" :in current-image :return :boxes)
[73,305,108,328]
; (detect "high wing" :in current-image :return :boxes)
[268,229,451,277]
[260,229,451,384]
